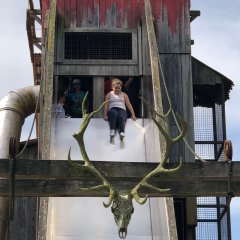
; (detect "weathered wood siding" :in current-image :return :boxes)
[160,54,194,163]
[50,0,190,53]
[49,0,190,76]
[40,0,193,158]
[57,0,143,29]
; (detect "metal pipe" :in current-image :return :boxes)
[0,85,40,240]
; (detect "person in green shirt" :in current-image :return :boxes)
[65,78,86,118]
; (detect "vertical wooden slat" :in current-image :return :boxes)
[105,0,116,28]
[130,0,137,27]
[41,0,50,24]
[151,0,161,21]
[116,0,131,28]
[115,0,122,28]
[99,0,106,27]
[117,0,128,28]
[38,2,57,240]
[153,0,190,53]
[125,0,132,28]
[41,0,49,36]
[144,0,164,117]
[93,0,100,28]
[150,0,157,20]
[76,0,83,27]
[161,0,188,35]
[56,0,65,62]
[87,0,95,27]
[128,0,133,28]
[71,0,77,28]
[57,0,64,15]
[81,0,88,27]
[93,77,104,117]
[64,0,71,28]
[136,0,144,22]
[8,198,38,240]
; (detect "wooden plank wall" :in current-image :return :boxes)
[52,0,190,53]
[160,55,194,163]
[57,0,143,29]
[51,0,190,75]
[153,0,191,53]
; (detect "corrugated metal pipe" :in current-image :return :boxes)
[0,85,40,240]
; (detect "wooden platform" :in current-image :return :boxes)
[0,159,238,197]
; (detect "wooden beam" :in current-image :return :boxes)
[28,0,34,10]
[190,10,201,22]
[0,159,239,197]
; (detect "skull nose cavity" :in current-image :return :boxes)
[119,228,127,239]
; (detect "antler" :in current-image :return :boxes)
[131,98,188,204]
[68,92,115,207]
[68,94,187,239]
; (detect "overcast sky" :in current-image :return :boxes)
[0,1,36,140]
[0,0,239,239]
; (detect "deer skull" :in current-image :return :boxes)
[110,192,134,239]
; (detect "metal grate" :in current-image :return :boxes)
[193,84,231,239]
[196,197,230,240]
[194,107,214,142]
[197,197,217,205]
[195,144,215,160]
[196,222,218,240]
[64,32,132,60]
[215,104,224,142]
[197,208,218,220]
[221,213,229,240]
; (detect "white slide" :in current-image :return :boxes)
[48,118,171,240]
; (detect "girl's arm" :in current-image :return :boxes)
[124,93,136,120]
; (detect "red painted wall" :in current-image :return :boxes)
[41,0,190,52]
[41,0,189,31]
[41,0,49,30]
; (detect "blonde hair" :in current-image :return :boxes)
[111,78,123,87]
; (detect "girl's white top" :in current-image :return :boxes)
[109,91,126,111]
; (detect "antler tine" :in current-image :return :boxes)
[141,97,187,146]
[132,192,148,205]
[151,110,188,167]
[172,112,188,143]
[132,181,171,205]
[131,99,187,204]
[131,163,172,204]
[140,97,172,119]
[141,97,173,149]
[68,93,115,207]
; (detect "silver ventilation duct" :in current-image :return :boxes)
[0,85,40,240]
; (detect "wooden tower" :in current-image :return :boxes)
[4,0,234,239]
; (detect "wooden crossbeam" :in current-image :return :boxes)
[0,159,239,197]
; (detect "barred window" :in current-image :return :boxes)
[64,32,132,60]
